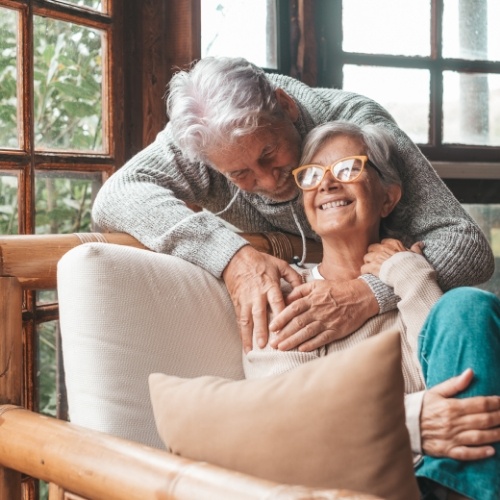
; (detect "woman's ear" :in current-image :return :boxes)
[275,88,299,122]
[381,184,402,218]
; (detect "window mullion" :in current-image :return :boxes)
[19,1,35,235]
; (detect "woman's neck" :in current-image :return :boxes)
[318,234,376,281]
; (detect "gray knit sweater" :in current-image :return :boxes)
[92,74,494,303]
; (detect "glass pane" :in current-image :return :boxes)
[201,0,278,69]
[33,16,104,152]
[38,320,58,417]
[443,71,500,145]
[37,290,58,305]
[443,0,500,61]
[0,171,19,234]
[463,204,500,297]
[0,7,19,149]
[343,65,430,144]
[342,0,430,56]
[35,170,102,234]
[48,0,104,12]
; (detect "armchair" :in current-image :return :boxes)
[0,232,383,499]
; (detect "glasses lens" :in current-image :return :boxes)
[296,165,325,189]
[333,158,363,181]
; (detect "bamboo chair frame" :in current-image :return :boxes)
[0,231,379,500]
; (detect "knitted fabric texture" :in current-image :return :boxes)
[92,74,494,294]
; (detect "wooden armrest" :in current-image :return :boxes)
[0,405,379,500]
[0,232,322,289]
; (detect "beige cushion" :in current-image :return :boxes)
[149,330,419,500]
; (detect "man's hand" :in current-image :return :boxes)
[421,368,500,460]
[361,238,424,277]
[222,246,302,354]
[268,278,379,352]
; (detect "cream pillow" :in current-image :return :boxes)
[149,330,419,500]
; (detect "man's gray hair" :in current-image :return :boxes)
[167,57,283,163]
[300,121,403,188]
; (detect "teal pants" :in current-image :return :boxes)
[415,287,500,500]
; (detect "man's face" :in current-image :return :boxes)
[206,117,302,202]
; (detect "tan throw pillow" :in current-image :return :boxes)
[149,330,419,500]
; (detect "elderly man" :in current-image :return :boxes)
[92,56,493,354]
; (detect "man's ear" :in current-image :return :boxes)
[275,88,299,122]
[381,184,402,218]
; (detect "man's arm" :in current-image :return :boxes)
[364,114,494,290]
[92,125,250,278]
[386,116,495,289]
[92,125,303,348]
[314,85,495,288]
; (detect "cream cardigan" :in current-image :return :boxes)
[244,251,443,456]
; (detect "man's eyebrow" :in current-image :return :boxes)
[259,143,277,159]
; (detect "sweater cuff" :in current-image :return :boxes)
[405,391,425,454]
[358,274,400,314]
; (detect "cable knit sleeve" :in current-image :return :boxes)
[92,126,249,278]
[309,84,495,291]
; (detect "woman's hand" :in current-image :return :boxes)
[421,369,500,460]
[361,238,424,277]
[268,278,379,351]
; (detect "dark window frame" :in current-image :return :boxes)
[312,0,500,202]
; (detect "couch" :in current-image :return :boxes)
[0,232,417,499]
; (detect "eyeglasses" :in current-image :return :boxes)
[292,155,384,191]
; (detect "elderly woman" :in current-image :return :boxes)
[244,121,500,500]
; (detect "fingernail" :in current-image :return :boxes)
[486,447,495,457]
[257,338,266,348]
[244,346,251,354]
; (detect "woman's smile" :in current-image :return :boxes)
[319,198,353,210]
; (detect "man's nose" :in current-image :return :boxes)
[255,166,280,190]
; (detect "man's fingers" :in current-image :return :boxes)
[275,320,323,351]
[279,263,303,288]
[269,288,308,337]
[448,445,496,461]
[238,305,254,354]
[296,330,332,352]
[410,241,425,255]
[430,368,475,398]
[266,283,287,318]
[251,295,271,349]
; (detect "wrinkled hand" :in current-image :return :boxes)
[222,245,302,354]
[268,278,379,352]
[421,368,500,460]
[361,238,424,277]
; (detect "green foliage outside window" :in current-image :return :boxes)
[1,10,104,498]
[33,16,103,151]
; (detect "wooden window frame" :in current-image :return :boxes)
[311,0,500,202]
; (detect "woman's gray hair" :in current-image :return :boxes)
[301,121,405,238]
[166,57,283,163]
[300,121,403,188]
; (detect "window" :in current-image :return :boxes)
[201,0,290,72]
[0,1,123,497]
[316,0,500,295]
[318,0,500,164]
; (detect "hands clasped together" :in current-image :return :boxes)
[222,239,500,461]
